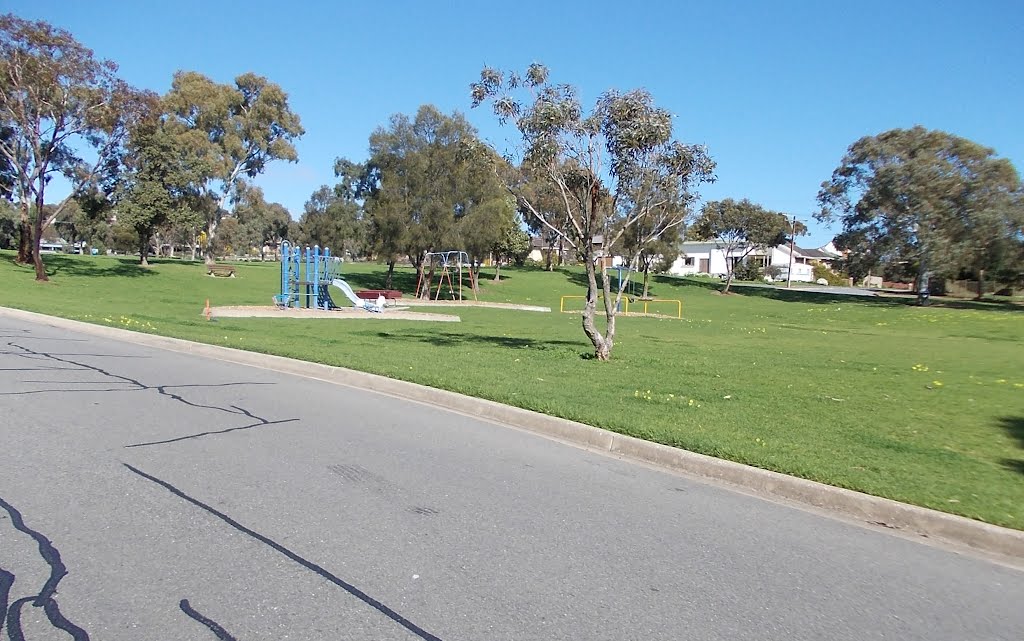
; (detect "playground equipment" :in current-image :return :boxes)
[276,241,383,312]
[415,251,477,301]
[416,250,474,300]
[331,278,385,312]
[611,265,639,297]
[559,294,682,319]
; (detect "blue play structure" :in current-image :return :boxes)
[275,241,340,309]
[275,241,383,312]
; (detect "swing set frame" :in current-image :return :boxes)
[415,250,478,301]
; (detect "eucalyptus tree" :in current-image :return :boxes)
[116,113,207,266]
[164,71,303,260]
[298,183,364,257]
[471,64,715,360]
[692,199,789,293]
[363,105,505,293]
[817,126,1023,302]
[516,163,570,270]
[229,184,292,259]
[0,13,152,279]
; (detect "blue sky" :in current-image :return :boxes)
[8,0,1023,247]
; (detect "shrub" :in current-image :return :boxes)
[732,261,763,281]
[813,262,847,286]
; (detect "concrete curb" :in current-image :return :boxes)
[3,306,1022,562]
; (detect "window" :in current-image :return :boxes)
[683,257,695,267]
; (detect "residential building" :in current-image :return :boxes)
[668,241,840,282]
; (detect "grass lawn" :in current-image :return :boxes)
[3,251,1023,528]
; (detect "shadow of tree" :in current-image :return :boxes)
[1000,417,1024,475]
[660,276,1024,311]
[340,265,519,297]
[366,329,587,354]
[35,255,159,279]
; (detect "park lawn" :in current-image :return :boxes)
[2,251,1023,529]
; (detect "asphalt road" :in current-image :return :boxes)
[1,316,1022,641]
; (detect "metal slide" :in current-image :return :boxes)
[330,279,372,309]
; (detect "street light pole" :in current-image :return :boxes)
[787,215,797,289]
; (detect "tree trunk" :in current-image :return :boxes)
[580,253,617,361]
[976,268,985,300]
[31,193,48,281]
[17,217,32,264]
[412,256,426,298]
[916,262,931,306]
[422,263,436,300]
[642,265,651,298]
[384,260,396,289]
[493,261,501,282]
[720,268,737,292]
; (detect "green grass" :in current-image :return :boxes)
[3,251,1024,528]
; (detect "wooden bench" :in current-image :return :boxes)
[356,289,402,301]
[207,264,236,278]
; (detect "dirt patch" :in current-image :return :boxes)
[209,305,460,322]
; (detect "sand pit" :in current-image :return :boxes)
[209,305,460,322]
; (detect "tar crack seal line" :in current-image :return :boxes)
[0,496,91,640]
[124,464,445,641]
[180,599,241,641]
[4,342,297,447]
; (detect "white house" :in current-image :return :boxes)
[668,241,840,282]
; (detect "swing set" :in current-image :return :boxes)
[415,250,478,301]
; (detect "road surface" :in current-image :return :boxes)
[1,315,1021,640]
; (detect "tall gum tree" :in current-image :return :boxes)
[817,126,1023,301]
[0,14,151,280]
[363,105,503,294]
[164,71,303,261]
[471,64,715,360]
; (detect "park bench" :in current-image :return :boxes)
[207,264,236,278]
[356,289,403,301]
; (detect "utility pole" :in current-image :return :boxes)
[787,215,797,289]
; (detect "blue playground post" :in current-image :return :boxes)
[276,240,350,310]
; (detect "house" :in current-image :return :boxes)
[527,235,567,264]
[668,241,841,282]
[528,235,623,267]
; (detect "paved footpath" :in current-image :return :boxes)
[1,316,1022,640]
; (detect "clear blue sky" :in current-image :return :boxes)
[9,0,1024,247]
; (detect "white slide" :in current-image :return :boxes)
[330,278,383,312]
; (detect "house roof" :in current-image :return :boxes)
[796,247,837,259]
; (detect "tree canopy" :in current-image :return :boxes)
[471,64,715,359]
[692,198,789,292]
[164,70,304,260]
[360,105,509,290]
[0,13,153,279]
[816,126,1024,294]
